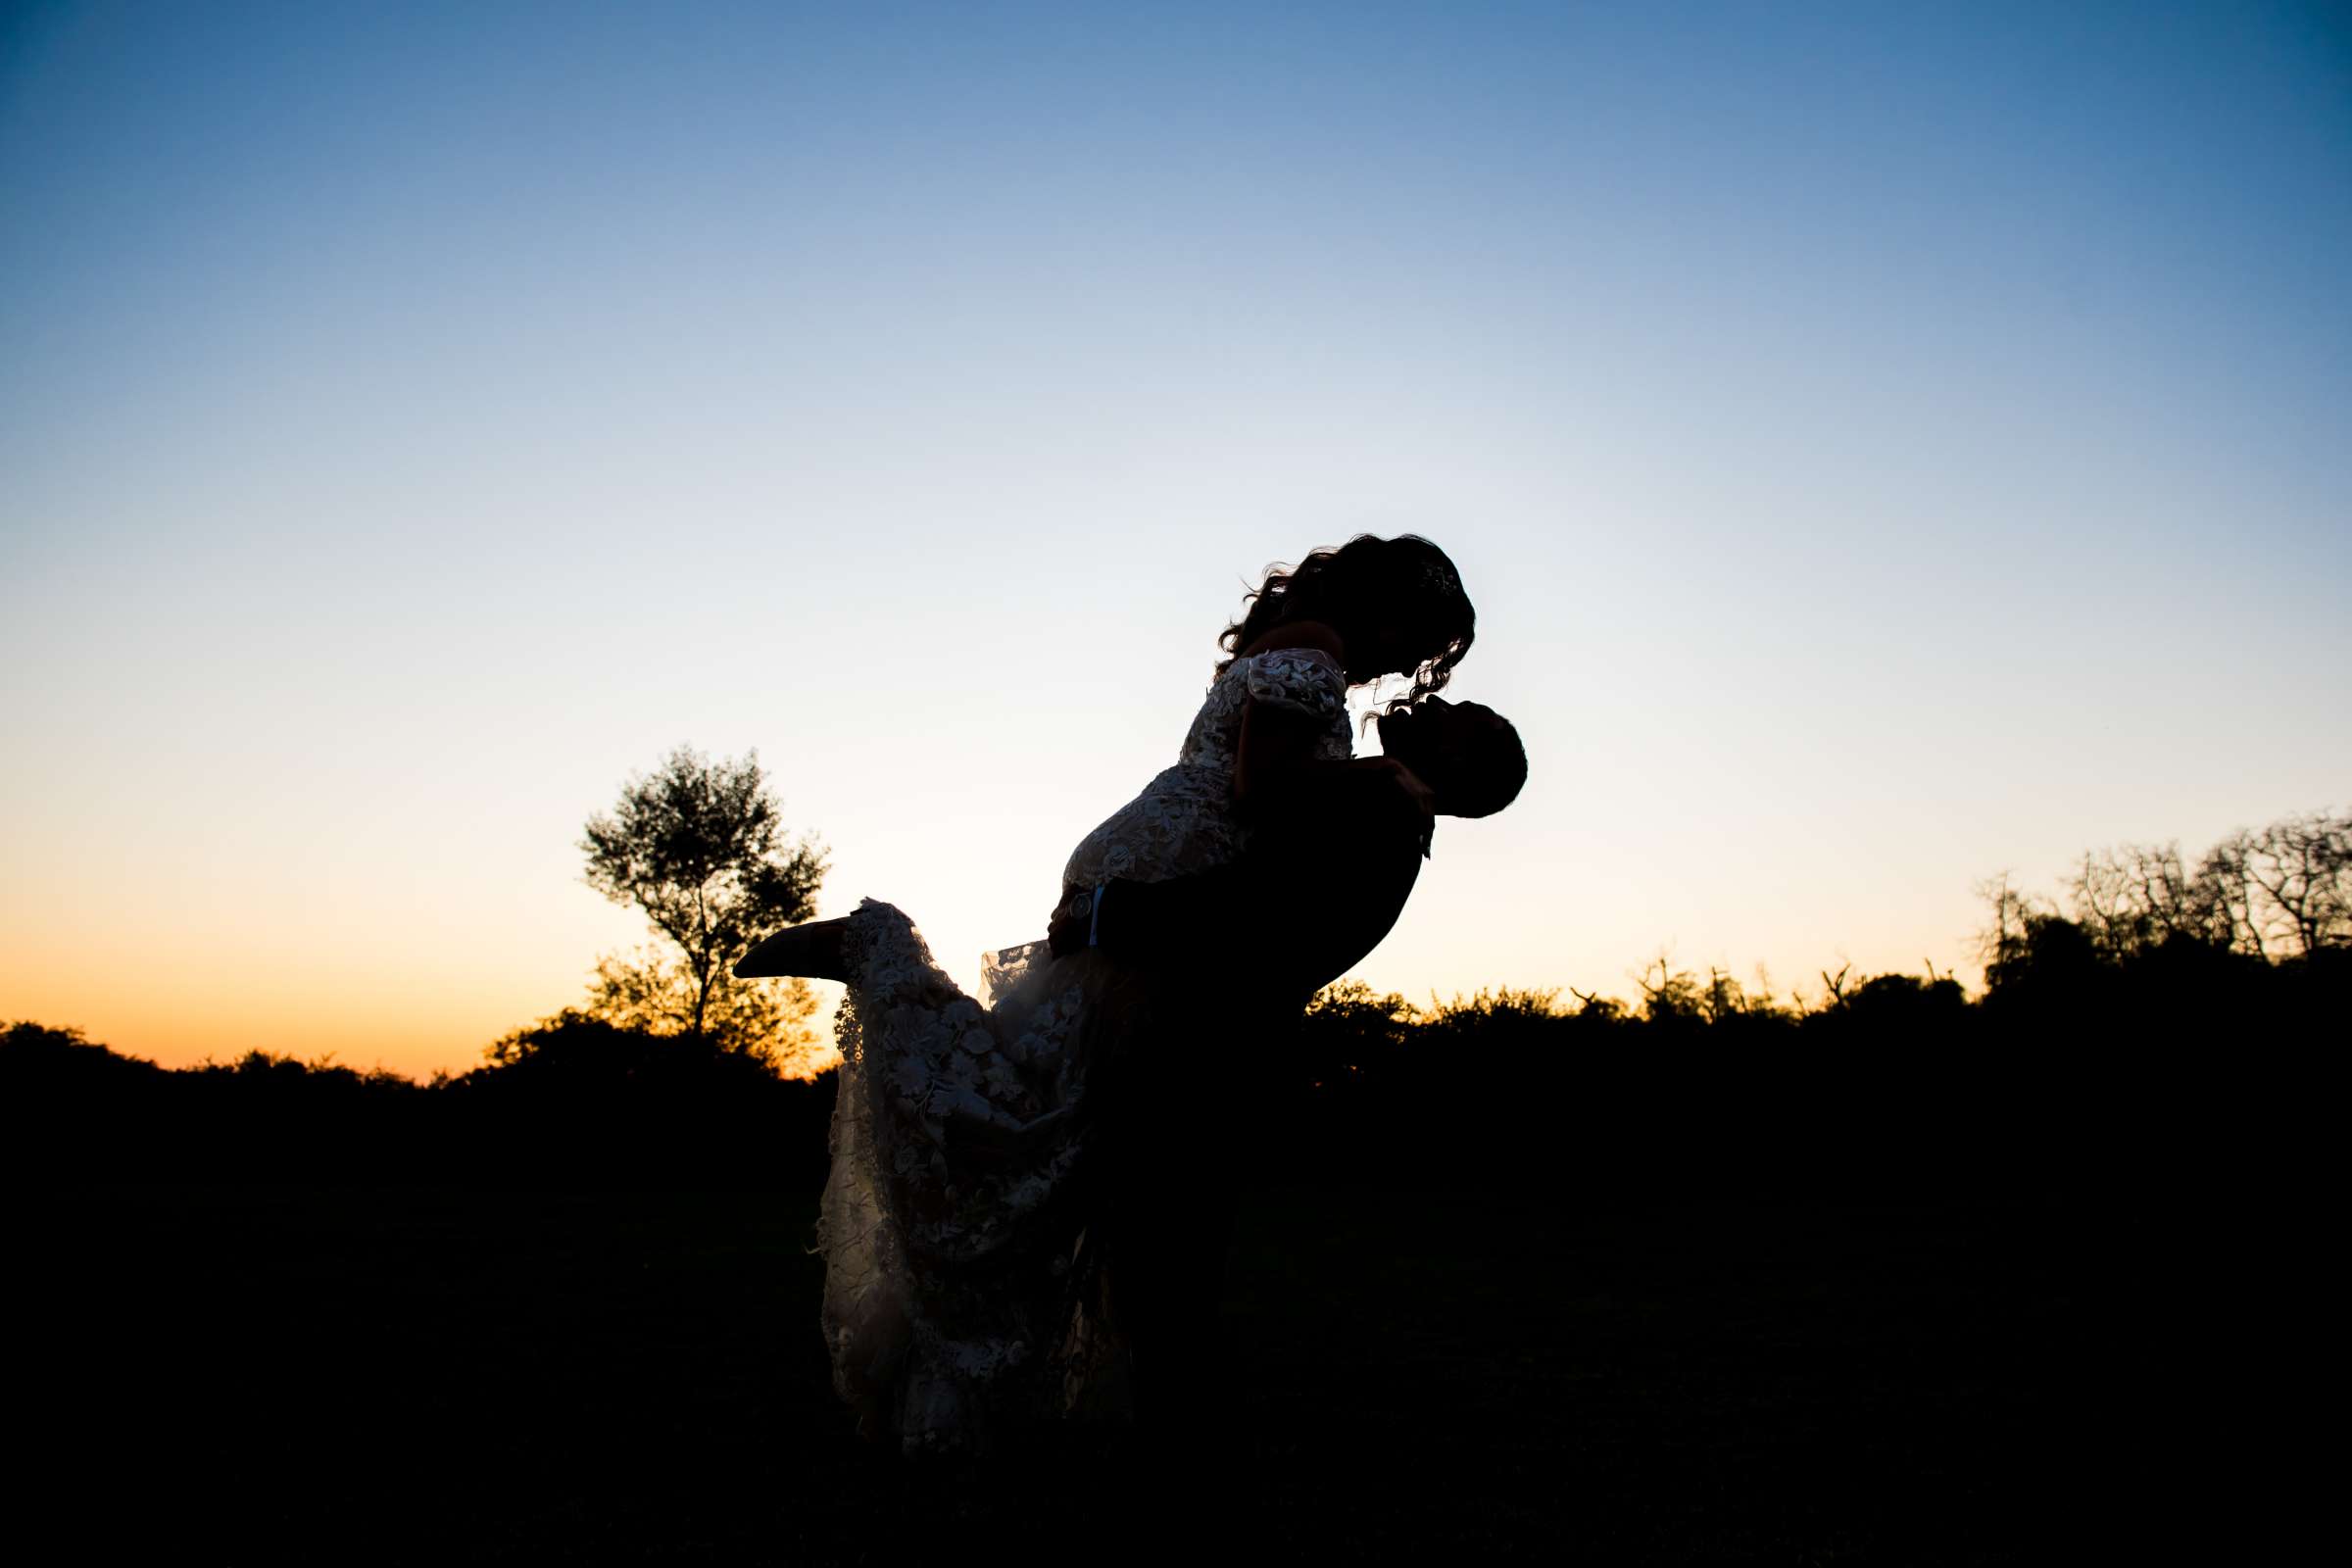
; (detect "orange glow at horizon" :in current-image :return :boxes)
[5,4,2347,1088]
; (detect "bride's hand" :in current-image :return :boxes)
[1048,886,1097,958]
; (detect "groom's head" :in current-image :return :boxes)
[1377,697,1526,818]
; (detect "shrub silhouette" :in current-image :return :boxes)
[8,806,2337,1194]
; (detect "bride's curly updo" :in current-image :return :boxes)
[1216,533,1475,710]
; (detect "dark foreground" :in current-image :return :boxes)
[20,1182,2083,1563]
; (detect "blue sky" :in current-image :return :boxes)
[4,1,2347,1073]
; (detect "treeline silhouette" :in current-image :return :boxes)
[2,1012,838,1191]
[10,808,2342,1194]
[1273,811,2344,1190]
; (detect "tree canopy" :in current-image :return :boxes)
[580,745,828,1071]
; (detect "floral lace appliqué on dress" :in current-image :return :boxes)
[1059,647,1353,888]
[816,648,1350,1454]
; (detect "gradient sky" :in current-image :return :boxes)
[4,1,2348,1078]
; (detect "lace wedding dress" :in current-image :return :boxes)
[817,646,1351,1454]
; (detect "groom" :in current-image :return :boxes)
[1053,696,1527,1441]
[1054,696,1526,1003]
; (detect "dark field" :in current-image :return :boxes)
[20,1181,2084,1563]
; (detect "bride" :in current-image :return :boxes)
[737,534,1479,1454]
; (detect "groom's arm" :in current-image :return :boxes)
[1054,767,1429,1002]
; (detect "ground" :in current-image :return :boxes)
[19,1181,2078,1563]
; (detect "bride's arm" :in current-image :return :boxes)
[1054,766,1430,995]
[1232,619,1361,808]
[1234,699,1339,807]
[1238,702,1436,820]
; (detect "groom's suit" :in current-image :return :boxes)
[1060,762,1430,1001]
[1054,763,1434,1439]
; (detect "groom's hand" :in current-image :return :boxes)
[1363,756,1439,821]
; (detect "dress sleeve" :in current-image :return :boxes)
[1244,647,1348,720]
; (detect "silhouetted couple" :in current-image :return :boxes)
[737,534,1526,1455]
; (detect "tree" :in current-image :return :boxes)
[2057,812,2352,963]
[1632,953,1705,1024]
[2245,809,2351,958]
[580,745,828,1071]
[1973,871,2047,973]
[2191,832,2265,957]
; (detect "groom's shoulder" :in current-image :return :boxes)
[1311,770,1429,855]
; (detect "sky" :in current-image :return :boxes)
[3,0,2347,1078]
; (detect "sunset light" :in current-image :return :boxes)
[7,4,2347,1080]
[8,4,2344,1556]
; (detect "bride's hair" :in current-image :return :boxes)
[1216,533,1475,709]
